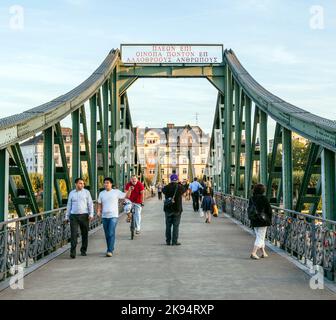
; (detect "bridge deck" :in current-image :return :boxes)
[0,198,335,300]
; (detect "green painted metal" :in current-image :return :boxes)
[249,107,259,195]
[111,66,121,187]
[80,105,93,190]
[224,65,233,194]
[8,144,40,216]
[90,94,98,200]
[282,127,293,210]
[295,143,322,213]
[43,127,54,211]
[71,109,81,187]
[234,82,241,195]
[259,109,268,186]
[0,149,9,222]
[244,95,252,198]
[266,123,282,203]
[54,123,71,207]
[102,81,110,177]
[321,149,336,220]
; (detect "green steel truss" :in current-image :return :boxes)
[0,47,335,223]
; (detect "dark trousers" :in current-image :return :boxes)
[158,192,162,200]
[165,212,181,244]
[70,214,89,255]
[192,192,200,211]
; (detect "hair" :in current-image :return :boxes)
[131,174,137,179]
[75,178,84,184]
[253,184,266,195]
[104,177,114,184]
[194,177,198,181]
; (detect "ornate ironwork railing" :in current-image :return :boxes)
[0,206,103,283]
[215,192,336,281]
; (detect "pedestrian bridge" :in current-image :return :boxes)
[0,197,335,300]
[0,44,336,298]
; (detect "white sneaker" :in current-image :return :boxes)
[106,252,113,257]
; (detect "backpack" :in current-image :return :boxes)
[248,199,268,224]
[163,184,178,213]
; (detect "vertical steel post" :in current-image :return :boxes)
[0,149,9,222]
[259,109,268,186]
[234,82,241,195]
[90,94,98,200]
[111,66,121,188]
[102,81,110,177]
[72,109,81,187]
[224,65,233,194]
[282,127,293,210]
[244,96,252,198]
[43,127,54,211]
[321,149,336,221]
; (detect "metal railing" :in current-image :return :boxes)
[0,206,103,283]
[215,192,336,281]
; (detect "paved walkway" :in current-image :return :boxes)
[0,198,335,300]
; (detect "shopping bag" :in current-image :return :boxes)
[213,205,219,217]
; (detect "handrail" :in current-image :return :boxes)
[224,49,336,152]
[0,49,120,150]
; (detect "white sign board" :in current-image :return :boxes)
[121,44,223,65]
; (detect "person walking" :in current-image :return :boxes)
[125,175,145,235]
[157,182,164,201]
[97,178,132,257]
[65,178,94,259]
[162,174,187,246]
[201,181,214,223]
[248,184,273,260]
[189,178,203,212]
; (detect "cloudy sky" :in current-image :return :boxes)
[0,0,335,134]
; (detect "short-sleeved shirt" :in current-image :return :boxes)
[125,181,145,204]
[98,189,126,218]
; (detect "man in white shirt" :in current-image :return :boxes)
[65,178,94,259]
[97,177,133,257]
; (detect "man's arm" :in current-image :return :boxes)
[65,192,72,221]
[87,191,94,220]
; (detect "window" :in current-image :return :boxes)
[202,158,206,164]
[54,146,59,153]
[66,146,71,153]
[183,168,187,174]
[66,157,71,164]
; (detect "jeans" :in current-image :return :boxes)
[133,204,142,231]
[192,192,200,211]
[70,214,89,256]
[102,218,118,253]
[165,212,181,244]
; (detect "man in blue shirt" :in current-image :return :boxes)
[189,178,203,212]
[65,178,94,259]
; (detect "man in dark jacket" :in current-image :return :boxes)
[162,174,187,246]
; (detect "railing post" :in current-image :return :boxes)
[259,109,268,186]
[43,127,54,211]
[0,149,9,222]
[72,109,81,187]
[244,96,252,198]
[224,65,233,194]
[321,149,336,221]
[282,127,293,210]
[90,94,98,200]
[234,82,241,196]
[102,81,110,177]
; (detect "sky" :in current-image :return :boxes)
[0,0,335,135]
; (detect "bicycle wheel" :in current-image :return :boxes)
[130,212,135,240]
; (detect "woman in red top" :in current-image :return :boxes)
[125,175,145,234]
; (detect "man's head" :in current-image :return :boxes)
[75,178,85,191]
[170,174,179,183]
[131,175,138,185]
[194,177,198,182]
[104,177,113,191]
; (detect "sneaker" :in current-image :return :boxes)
[70,253,76,259]
[81,252,87,257]
[250,254,260,260]
[166,241,171,246]
[136,230,141,235]
[106,252,113,257]
[172,242,181,246]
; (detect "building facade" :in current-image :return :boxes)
[21,128,87,176]
[136,124,210,184]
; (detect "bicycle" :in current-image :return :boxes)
[129,203,142,240]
